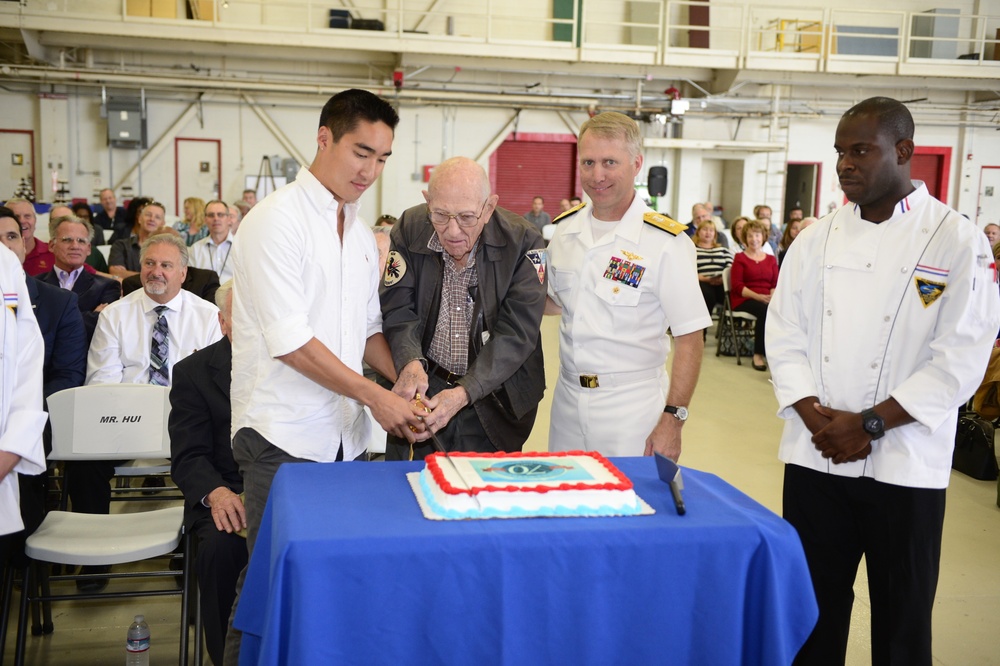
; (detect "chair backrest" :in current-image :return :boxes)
[46,385,172,461]
[721,265,732,293]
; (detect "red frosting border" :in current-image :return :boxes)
[425,450,633,496]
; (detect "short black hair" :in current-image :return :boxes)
[319,89,400,142]
[843,97,914,144]
[0,206,20,236]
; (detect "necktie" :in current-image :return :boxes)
[149,305,170,386]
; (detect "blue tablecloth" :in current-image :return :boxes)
[237,458,817,665]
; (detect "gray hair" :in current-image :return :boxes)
[372,225,391,237]
[140,233,189,267]
[49,215,95,242]
[215,279,233,311]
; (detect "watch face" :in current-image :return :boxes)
[675,407,688,421]
[864,416,883,434]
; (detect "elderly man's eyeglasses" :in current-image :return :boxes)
[428,199,490,228]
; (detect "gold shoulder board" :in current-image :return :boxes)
[552,202,586,224]
[643,211,687,236]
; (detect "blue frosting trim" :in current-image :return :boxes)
[418,470,643,519]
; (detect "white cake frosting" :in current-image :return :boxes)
[418,451,643,519]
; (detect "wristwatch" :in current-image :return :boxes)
[663,405,689,421]
[860,408,885,440]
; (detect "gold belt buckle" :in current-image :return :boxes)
[579,374,599,389]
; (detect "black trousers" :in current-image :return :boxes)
[734,299,768,355]
[783,464,945,666]
[190,513,248,666]
[699,281,725,315]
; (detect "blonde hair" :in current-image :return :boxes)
[694,220,720,248]
[579,112,642,159]
[184,196,206,231]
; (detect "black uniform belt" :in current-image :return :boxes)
[428,362,463,385]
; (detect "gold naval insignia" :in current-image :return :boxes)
[621,250,644,262]
[642,211,687,236]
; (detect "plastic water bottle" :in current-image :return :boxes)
[125,614,150,666]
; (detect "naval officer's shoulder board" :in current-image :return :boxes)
[552,202,586,224]
[642,211,687,236]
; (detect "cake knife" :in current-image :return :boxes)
[428,430,484,511]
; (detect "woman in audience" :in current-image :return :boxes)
[694,220,732,319]
[778,218,802,266]
[730,216,750,253]
[108,200,165,278]
[730,219,778,371]
[175,196,208,246]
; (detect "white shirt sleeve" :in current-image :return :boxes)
[86,306,126,385]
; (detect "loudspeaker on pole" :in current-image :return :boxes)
[647,166,668,197]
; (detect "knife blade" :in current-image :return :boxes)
[427,429,483,511]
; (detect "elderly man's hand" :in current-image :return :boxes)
[206,486,246,534]
[392,359,429,402]
[372,390,428,442]
[422,387,470,434]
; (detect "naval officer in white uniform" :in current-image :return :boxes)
[545,112,711,459]
[767,97,1000,665]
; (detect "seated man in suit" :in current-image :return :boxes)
[39,214,121,344]
[93,188,128,239]
[169,279,246,666]
[70,234,222,589]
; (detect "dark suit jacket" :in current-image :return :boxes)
[38,269,121,345]
[94,206,129,242]
[26,277,86,398]
[168,336,242,528]
[121,266,220,305]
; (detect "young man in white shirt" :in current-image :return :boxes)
[225,88,426,665]
[189,200,234,283]
[768,97,1000,664]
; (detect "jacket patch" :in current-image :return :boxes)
[526,248,546,284]
[915,277,946,307]
[603,255,645,288]
[383,251,406,287]
[4,292,16,316]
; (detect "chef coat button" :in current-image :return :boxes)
[866,263,871,268]
[884,315,890,322]
[900,267,908,273]
[871,362,878,369]
[826,309,832,316]
[825,265,832,269]
[824,356,830,362]
[922,228,929,234]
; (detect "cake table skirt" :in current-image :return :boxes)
[236,458,817,665]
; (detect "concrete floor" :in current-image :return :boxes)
[4,316,999,664]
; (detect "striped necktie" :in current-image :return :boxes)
[149,305,170,386]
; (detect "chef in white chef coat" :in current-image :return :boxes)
[767,96,1000,665]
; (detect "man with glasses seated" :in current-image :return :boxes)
[380,156,547,460]
[39,214,121,344]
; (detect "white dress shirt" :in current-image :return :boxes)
[0,247,46,536]
[189,232,235,283]
[86,287,222,385]
[231,166,382,463]
[56,265,85,290]
[767,183,1000,489]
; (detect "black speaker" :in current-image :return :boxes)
[648,166,668,197]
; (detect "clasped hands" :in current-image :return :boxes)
[389,360,470,441]
[808,403,873,464]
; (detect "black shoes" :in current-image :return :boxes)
[76,565,111,592]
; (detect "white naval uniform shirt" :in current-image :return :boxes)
[0,248,47,536]
[86,288,223,386]
[546,195,711,454]
[230,166,382,463]
[767,182,1000,489]
[189,232,235,283]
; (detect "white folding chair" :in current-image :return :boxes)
[716,266,758,366]
[0,385,194,665]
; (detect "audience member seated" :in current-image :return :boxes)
[70,202,111,273]
[94,188,129,241]
[228,203,244,235]
[68,234,222,590]
[693,220,732,320]
[778,218,802,266]
[730,219,779,372]
[189,200,234,283]
[122,261,220,304]
[691,203,728,247]
[175,196,208,247]
[241,188,257,208]
[168,279,247,666]
[984,223,1000,248]
[799,216,818,231]
[39,214,121,344]
[754,204,781,254]
[730,216,750,253]
[108,199,164,278]
[7,198,54,276]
